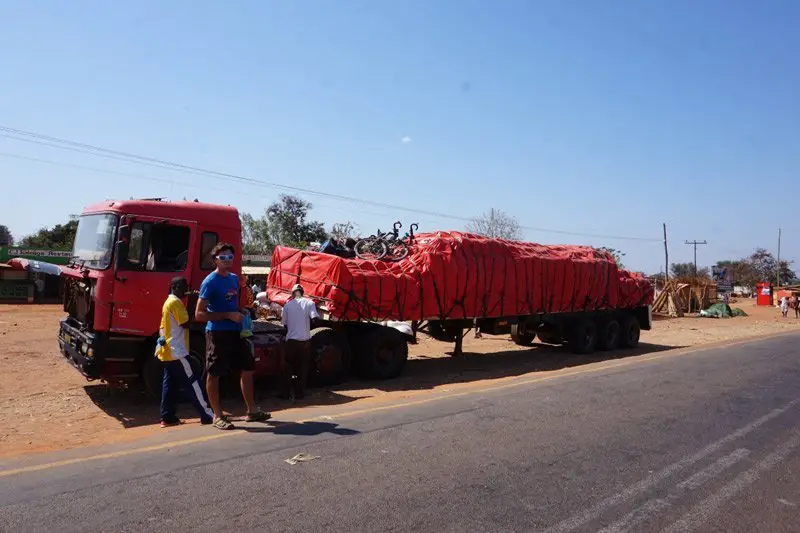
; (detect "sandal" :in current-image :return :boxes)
[245,410,272,423]
[212,416,235,430]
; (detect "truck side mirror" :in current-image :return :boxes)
[115,224,131,271]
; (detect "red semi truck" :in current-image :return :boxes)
[59,199,653,396]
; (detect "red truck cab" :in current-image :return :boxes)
[58,199,282,393]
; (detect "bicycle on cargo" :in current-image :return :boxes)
[354,222,418,261]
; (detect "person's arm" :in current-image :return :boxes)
[308,301,321,329]
[195,298,242,323]
[173,301,191,330]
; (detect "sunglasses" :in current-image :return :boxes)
[216,254,235,261]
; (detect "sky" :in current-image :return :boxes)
[1,0,798,274]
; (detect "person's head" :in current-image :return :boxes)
[345,238,356,249]
[291,283,304,298]
[211,243,235,273]
[170,276,189,298]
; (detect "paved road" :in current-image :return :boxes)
[3,334,800,532]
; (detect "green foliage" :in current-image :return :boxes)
[598,247,625,269]
[0,225,12,246]
[670,262,710,279]
[19,220,78,249]
[241,195,328,254]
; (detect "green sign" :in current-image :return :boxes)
[0,246,72,265]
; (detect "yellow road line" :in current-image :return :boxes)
[0,335,783,478]
[0,433,232,478]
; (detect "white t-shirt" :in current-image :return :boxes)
[282,297,320,341]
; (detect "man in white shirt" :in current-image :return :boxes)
[279,283,320,400]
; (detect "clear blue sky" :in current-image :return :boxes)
[1,0,798,273]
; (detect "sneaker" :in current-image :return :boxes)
[160,419,182,428]
[245,410,272,423]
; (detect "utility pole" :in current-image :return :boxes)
[663,223,669,284]
[685,239,707,277]
[777,228,782,288]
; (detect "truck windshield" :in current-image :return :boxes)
[71,214,118,269]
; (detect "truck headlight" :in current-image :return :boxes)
[81,344,88,354]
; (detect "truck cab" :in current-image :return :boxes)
[58,199,250,391]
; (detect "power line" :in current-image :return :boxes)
[0,124,663,242]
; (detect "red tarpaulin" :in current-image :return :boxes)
[267,232,653,322]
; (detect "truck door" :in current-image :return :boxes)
[111,217,197,336]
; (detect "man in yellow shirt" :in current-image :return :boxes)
[157,277,214,427]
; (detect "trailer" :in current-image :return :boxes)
[267,232,654,378]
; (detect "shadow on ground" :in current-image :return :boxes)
[84,384,363,429]
[342,339,684,395]
[240,420,360,436]
[84,338,682,429]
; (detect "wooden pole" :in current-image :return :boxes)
[777,228,782,289]
[663,223,669,284]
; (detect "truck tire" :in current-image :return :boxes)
[619,316,641,348]
[308,328,351,386]
[596,319,621,351]
[510,323,536,346]
[354,327,408,380]
[568,319,597,355]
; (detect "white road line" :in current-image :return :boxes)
[675,448,751,492]
[597,449,750,533]
[597,498,671,533]
[542,399,799,533]
[660,432,800,533]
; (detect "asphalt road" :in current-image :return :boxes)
[3,334,800,532]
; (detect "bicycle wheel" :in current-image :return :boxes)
[388,240,409,261]
[355,239,388,260]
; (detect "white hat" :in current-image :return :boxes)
[291,283,304,294]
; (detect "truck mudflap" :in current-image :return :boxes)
[58,319,101,380]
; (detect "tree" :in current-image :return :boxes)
[240,195,328,254]
[330,221,357,243]
[0,225,13,246]
[467,208,522,240]
[714,259,757,286]
[670,262,709,279]
[744,248,796,285]
[19,220,78,248]
[599,247,625,269]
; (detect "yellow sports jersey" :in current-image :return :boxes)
[155,295,190,361]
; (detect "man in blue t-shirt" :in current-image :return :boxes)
[196,242,270,430]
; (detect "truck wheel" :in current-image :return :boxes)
[619,316,641,348]
[596,319,621,351]
[510,323,536,346]
[308,328,351,386]
[143,355,162,399]
[568,319,597,354]
[354,327,408,380]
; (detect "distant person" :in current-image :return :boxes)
[156,277,214,428]
[196,243,271,430]
[279,283,320,400]
[794,295,800,318]
[780,296,789,318]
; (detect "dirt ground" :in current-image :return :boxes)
[1,299,799,459]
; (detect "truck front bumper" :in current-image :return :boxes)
[58,318,102,380]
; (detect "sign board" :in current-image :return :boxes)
[712,266,734,292]
[243,254,271,267]
[0,246,72,265]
